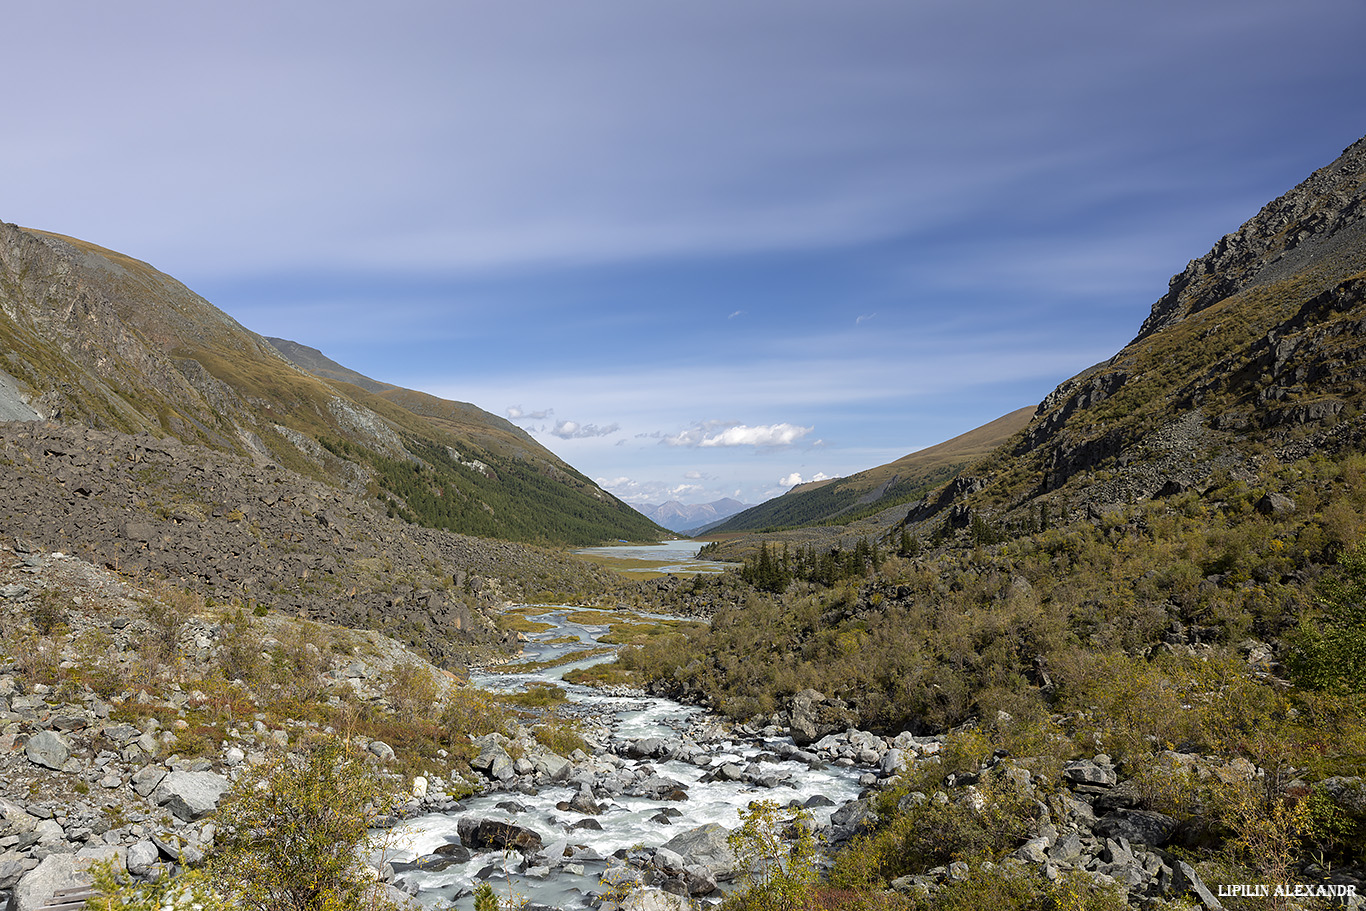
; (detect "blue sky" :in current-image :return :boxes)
[6,1,1366,508]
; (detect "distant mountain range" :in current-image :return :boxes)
[637,498,751,533]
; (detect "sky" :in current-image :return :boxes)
[6,2,1366,509]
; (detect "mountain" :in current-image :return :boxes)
[637,498,751,533]
[0,222,664,547]
[710,406,1034,536]
[704,134,1366,561]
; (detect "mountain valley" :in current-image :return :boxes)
[3,136,1366,910]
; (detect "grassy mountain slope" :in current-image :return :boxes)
[713,407,1034,534]
[0,223,663,545]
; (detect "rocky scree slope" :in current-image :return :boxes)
[0,422,624,668]
[0,221,661,546]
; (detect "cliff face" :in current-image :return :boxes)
[1135,136,1366,341]
[990,136,1366,512]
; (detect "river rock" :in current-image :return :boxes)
[659,823,735,876]
[621,886,692,910]
[151,770,231,821]
[24,731,70,770]
[532,751,572,780]
[457,817,544,854]
[568,789,601,815]
[471,743,515,782]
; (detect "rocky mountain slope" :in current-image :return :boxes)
[707,135,1366,560]
[0,223,663,547]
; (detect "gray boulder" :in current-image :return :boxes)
[532,751,572,780]
[130,765,167,797]
[659,823,735,876]
[126,840,160,877]
[24,731,70,770]
[1094,809,1178,847]
[1320,776,1366,821]
[622,886,692,910]
[152,770,231,821]
[16,846,125,911]
[1062,759,1117,788]
[471,743,515,782]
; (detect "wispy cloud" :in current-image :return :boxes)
[507,404,553,421]
[662,420,813,448]
[550,420,620,440]
[856,313,877,325]
[728,310,747,319]
[780,471,830,488]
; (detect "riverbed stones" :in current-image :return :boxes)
[471,742,515,782]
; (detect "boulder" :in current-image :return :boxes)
[621,886,692,910]
[130,765,167,797]
[1094,809,1177,847]
[126,840,160,877]
[24,731,70,770]
[532,751,572,781]
[659,823,735,876]
[1062,759,1117,788]
[15,846,125,911]
[151,770,231,821]
[1320,776,1366,821]
[471,743,515,782]
[457,818,544,854]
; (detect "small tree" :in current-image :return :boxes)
[1291,544,1366,692]
[211,737,405,911]
[89,737,405,910]
[724,800,818,911]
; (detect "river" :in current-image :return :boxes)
[571,539,736,575]
[386,604,867,909]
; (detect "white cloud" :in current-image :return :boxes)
[728,310,747,319]
[550,420,620,439]
[780,471,830,488]
[663,420,813,448]
[856,312,877,325]
[507,404,554,420]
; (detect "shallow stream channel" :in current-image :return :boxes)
[385,600,877,910]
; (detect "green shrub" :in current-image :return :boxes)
[723,801,819,911]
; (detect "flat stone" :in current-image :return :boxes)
[24,732,70,770]
[151,770,230,821]
[1062,759,1116,788]
[130,765,167,798]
